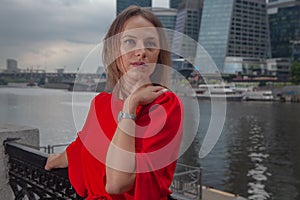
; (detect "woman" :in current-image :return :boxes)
[45,6,183,200]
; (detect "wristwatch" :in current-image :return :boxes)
[118,111,136,122]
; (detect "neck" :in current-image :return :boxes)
[117,77,152,100]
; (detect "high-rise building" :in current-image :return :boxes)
[269,0,299,2]
[172,0,203,61]
[147,7,177,30]
[266,58,290,81]
[147,7,178,47]
[267,0,300,62]
[116,0,151,15]
[198,0,271,74]
[6,59,18,73]
[170,0,184,9]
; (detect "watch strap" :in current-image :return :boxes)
[118,111,136,122]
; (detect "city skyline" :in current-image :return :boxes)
[0,0,292,74]
[0,0,168,72]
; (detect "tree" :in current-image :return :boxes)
[291,61,300,84]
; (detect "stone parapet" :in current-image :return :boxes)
[0,124,39,199]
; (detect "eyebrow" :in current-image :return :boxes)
[121,35,158,40]
[144,37,158,40]
[121,35,137,39]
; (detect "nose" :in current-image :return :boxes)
[134,41,146,58]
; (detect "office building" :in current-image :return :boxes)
[269,0,299,2]
[116,0,151,15]
[147,7,177,47]
[268,0,300,62]
[266,58,290,81]
[149,7,177,31]
[172,0,203,61]
[198,0,271,74]
[6,59,18,73]
[170,0,184,9]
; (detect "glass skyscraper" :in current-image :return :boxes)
[172,0,203,61]
[147,7,178,47]
[148,8,177,30]
[116,0,151,15]
[170,0,184,9]
[268,0,300,62]
[269,0,300,2]
[198,0,270,74]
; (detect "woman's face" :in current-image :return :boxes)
[118,16,160,81]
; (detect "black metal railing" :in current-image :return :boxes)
[39,144,70,154]
[4,139,202,200]
[171,163,202,200]
[3,139,83,200]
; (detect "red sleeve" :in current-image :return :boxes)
[66,135,87,198]
[134,92,183,200]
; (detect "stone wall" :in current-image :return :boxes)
[0,124,39,199]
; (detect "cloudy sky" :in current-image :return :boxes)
[0,0,168,72]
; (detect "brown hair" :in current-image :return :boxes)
[102,5,171,91]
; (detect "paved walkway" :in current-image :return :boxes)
[202,187,246,200]
[172,186,246,200]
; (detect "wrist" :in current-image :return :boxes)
[124,95,138,114]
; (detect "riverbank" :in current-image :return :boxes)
[2,82,300,102]
[270,85,300,102]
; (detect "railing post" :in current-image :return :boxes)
[199,167,203,200]
[0,124,39,199]
[47,144,51,154]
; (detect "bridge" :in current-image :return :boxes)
[0,72,105,85]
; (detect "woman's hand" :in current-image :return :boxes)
[129,85,166,110]
[44,151,68,170]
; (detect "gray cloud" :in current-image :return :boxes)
[0,0,114,71]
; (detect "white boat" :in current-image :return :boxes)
[194,84,245,101]
[243,90,274,101]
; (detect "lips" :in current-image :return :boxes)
[131,61,146,67]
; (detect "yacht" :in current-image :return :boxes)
[194,84,245,101]
[243,90,274,101]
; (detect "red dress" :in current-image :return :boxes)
[66,91,183,200]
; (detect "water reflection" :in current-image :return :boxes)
[180,101,300,200]
[246,117,271,200]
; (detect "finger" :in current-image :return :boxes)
[154,87,169,94]
[151,86,164,92]
[161,88,169,93]
[154,88,168,97]
[45,164,51,170]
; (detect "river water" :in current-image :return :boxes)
[0,87,299,200]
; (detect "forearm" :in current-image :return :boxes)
[105,97,137,194]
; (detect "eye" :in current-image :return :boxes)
[145,41,157,48]
[123,39,136,46]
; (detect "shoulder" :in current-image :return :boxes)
[154,91,182,108]
[95,92,111,99]
[94,92,112,103]
[142,90,183,119]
